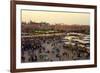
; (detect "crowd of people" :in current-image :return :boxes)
[21,36,90,63]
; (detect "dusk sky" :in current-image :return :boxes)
[22,10,90,25]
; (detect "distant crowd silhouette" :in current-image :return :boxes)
[21,36,90,63]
